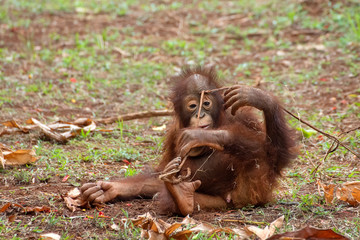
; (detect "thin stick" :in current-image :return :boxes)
[311,140,338,177]
[282,108,360,158]
[190,149,215,181]
[339,126,360,136]
[95,109,173,124]
[204,86,231,93]
[311,126,359,176]
[196,90,205,127]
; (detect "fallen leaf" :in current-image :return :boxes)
[0,150,5,168]
[0,202,11,213]
[245,215,284,240]
[62,175,70,182]
[1,117,111,141]
[63,187,90,212]
[39,233,61,240]
[317,180,336,204]
[28,118,68,143]
[170,229,193,240]
[0,146,38,167]
[267,226,349,240]
[165,223,183,236]
[148,230,167,240]
[336,181,360,207]
[67,188,81,198]
[70,78,77,83]
[152,124,166,131]
[8,215,16,222]
[1,203,51,214]
[188,222,213,232]
[64,197,81,212]
[318,181,360,206]
[122,159,131,165]
[180,215,198,225]
[111,223,120,231]
[22,206,51,213]
[1,120,30,133]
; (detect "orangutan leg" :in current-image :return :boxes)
[194,192,228,210]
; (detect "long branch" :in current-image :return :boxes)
[95,109,173,124]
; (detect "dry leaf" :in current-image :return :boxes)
[190,222,214,232]
[245,215,284,240]
[29,118,68,143]
[2,118,100,143]
[39,233,61,240]
[0,145,38,167]
[148,230,167,240]
[4,149,38,166]
[63,197,79,212]
[267,226,349,240]
[1,120,31,133]
[336,182,360,207]
[8,215,16,222]
[1,202,51,214]
[22,206,51,213]
[152,124,166,131]
[0,202,11,213]
[342,182,360,204]
[318,181,360,206]
[180,215,197,225]
[67,188,81,198]
[0,150,5,168]
[63,188,90,212]
[170,229,193,240]
[232,228,252,239]
[164,222,183,236]
[111,223,120,231]
[317,180,336,204]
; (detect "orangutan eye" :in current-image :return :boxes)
[187,100,198,111]
[203,100,212,110]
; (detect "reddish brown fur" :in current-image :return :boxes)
[157,66,296,211]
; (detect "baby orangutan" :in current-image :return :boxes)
[81,67,296,216]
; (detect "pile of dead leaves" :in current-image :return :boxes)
[0,118,101,143]
[118,213,349,240]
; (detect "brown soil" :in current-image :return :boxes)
[0,1,359,239]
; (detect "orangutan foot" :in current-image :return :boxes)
[165,180,201,216]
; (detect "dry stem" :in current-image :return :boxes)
[95,109,173,124]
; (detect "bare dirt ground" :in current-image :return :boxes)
[0,0,359,239]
